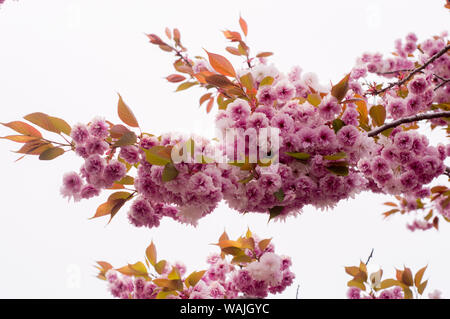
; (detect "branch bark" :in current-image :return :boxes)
[370,44,450,96]
[367,111,450,137]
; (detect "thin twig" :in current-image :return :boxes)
[365,248,374,266]
[296,284,300,299]
[434,78,450,91]
[367,111,450,137]
[370,44,450,96]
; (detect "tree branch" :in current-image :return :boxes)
[365,248,374,266]
[367,111,450,137]
[370,44,450,96]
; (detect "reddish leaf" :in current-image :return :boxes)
[206,97,214,114]
[199,93,213,106]
[146,34,165,45]
[166,74,186,83]
[226,47,241,56]
[23,113,58,134]
[146,241,157,266]
[239,16,248,36]
[117,93,139,128]
[1,121,42,138]
[164,27,172,39]
[0,135,39,143]
[205,50,236,77]
[331,73,350,102]
[256,52,273,58]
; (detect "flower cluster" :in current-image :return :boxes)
[345,263,438,299]
[97,230,295,299]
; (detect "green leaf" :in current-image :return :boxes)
[162,162,179,182]
[285,152,310,160]
[39,147,65,160]
[268,206,284,221]
[326,165,349,176]
[176,81,197,92]
[273,188,285,202]
[323,152,347,161]
[369,105,386,126]
[259,76,274,87]
[307,93,321,107]
[154,260,167,275]
[143,146,172,166]
[185,270,206,288]
[49,116,71,135]
[116,175,135,185]
[332,119,345,133]
[240,73,254,91]
[113,131,137,147]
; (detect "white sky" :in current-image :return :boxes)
[0,0,449,298]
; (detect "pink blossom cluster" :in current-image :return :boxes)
[357,129,447,196]
[56,32,449,230]
[61,118,126,201]
[354,32,450,119]
[347,287,404,299]
[103,236,294,299]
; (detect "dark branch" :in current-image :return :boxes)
[370,44,450,96]
[365,248,374,266]
[445,167,450,178]
[434,78,450,91]
[367,111,450,137]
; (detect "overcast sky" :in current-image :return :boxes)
[0,0,449,298]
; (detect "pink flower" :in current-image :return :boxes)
[61,172,82,198]
[337,125,360,147]
[379,289,394,299]
[227,99,251,121]
[406,95,423,114]
[71,123,90,145]
[387,98,406,119]
[407,75,428,95]
[80,184,100,199]
[318,96,341,121]
[347,287,361,299]
[120,145,140,164]
[104,160,127,184]
[270,113,294,133]
[256,86,277,106]
[85,137,109,156]
[247,112,269,129]
[84,154,106,176]
[274,80,295,102]
[89,117,109,139]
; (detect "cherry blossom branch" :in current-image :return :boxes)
[370,44,450,96]
[367,111,450,137]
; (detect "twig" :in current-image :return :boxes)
[367,111,450,137]
[370,44,450,96]
[445,167,450,178]
[434,78,450,91]
[296,284,300,299]
[365,248,374,266]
